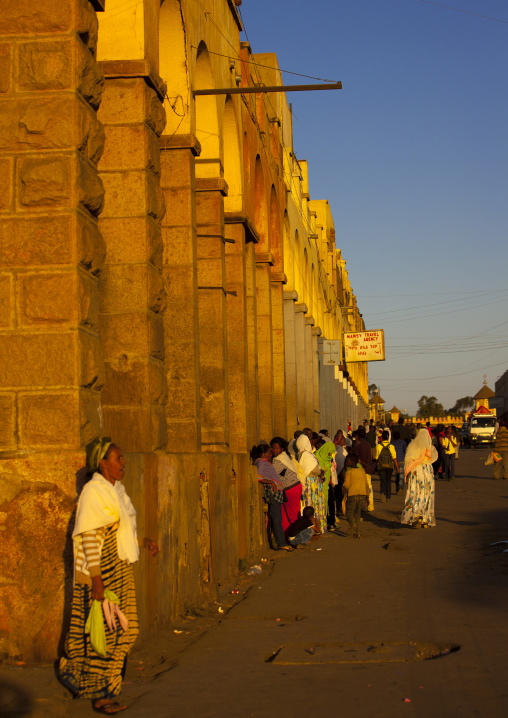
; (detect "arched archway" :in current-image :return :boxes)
[303,248,309,308]
[194,42,220,178]
[160,0,190,136]
[223,97,242,213]
[283,212,293,289]
[269,186,281,270]
[254,156,268,250]
[294,230,302,299]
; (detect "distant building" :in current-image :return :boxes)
[494,370,508,414]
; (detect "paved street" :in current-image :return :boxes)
[3,446,508,718]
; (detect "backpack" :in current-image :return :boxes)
[377,443,394,471]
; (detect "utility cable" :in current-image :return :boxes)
[417,0,508,24]
[190,46,338,83]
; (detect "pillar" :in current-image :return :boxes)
[283,290,299,437]
[0,0,107,661]
[312,326,321,431]
[305,316,315,430]
[294,303,308,427]
[245,241,260,445]
[98,69,167,455]
[224,219,249,453]
[196,178,229,451]
[271,273,286,438]
[255,254,274,442]
[159,135,202,451]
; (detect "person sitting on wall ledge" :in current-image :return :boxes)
[59,437,159,715]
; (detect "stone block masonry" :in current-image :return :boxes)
[0,0,106,661]
[0,0,370,664]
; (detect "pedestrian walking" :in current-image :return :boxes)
[374,430,398,501]
[343,453,370,538]
[353,426,375,511]
[441,426,458,481]
[401,429,437,528]
[493,414,508,480]
[392,430,407,494]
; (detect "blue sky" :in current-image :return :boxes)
[240,0,508,414]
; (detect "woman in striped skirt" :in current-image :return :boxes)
[59,438,158,714]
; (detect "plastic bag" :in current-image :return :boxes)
[85,599,107,657]
[485,452,502,466]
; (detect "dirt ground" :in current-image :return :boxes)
[2,445,508,718]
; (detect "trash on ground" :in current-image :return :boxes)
[247,564,263,575]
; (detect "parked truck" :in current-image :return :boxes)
[468,410,497,446]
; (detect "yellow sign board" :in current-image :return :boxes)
[344,330,385,362]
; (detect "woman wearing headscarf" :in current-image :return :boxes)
[315,441,337,529]
[401,429,438,528]
[251,443,293,551]
[270,437,303,532]
[59,437,159,714]
[296,433,327,532]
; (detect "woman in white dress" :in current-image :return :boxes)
[401,429,438,528]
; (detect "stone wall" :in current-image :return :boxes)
[0,0,107,661]
[0,0,369,662]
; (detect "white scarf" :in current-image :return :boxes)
[73,473,139,564]
[275,450,295,473]
[296,434,320,478]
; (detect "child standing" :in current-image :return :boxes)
[343,453,370,538]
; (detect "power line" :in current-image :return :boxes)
[190,46,338,83]
[366,290,508,318]
[417,0,508,24]
[377,297,508,325]
[361,289,508,298]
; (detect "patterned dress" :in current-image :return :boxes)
[401,463,436,527]
[59,523,138,699]
[303,475,327,532]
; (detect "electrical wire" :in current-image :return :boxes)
[373,297,508,325]
[366,290,508,318]
[417,0,508,24]
[190,46,338,83]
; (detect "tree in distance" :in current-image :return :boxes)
[448,396,474,416]
[368,383,378,399]
[416,395,445,418]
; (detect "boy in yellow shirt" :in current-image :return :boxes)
[343,453,370,538]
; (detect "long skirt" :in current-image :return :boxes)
[401,464,436,527]
[303,476,327,531]
[59,524,139,700]
[281,483,302,531]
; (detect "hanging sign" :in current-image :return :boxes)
[322,340,341,365]
[344,330,385,362]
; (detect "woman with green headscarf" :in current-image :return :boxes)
[315,441,337,530]
[59,438,158,714]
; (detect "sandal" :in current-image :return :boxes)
[278,545,294,551]
[93,701,127,715]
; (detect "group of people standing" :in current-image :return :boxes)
[250,416,445,548]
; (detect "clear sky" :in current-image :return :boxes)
[239,0,508,414]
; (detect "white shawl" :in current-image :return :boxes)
[73,473,139,564]
[296,434,320,478]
